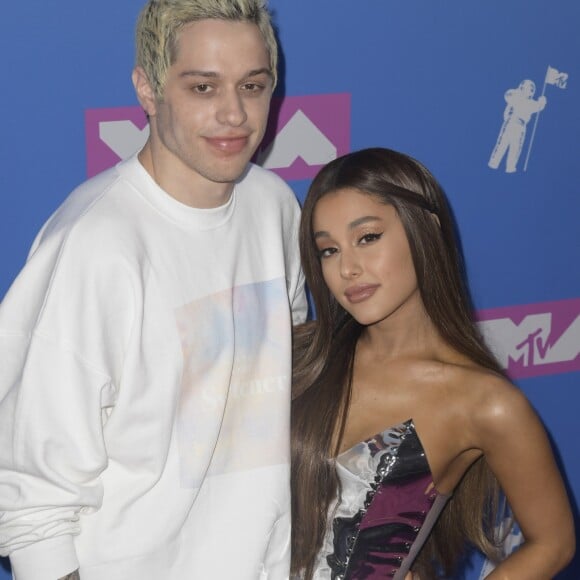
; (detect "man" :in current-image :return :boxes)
[0,1,306,578]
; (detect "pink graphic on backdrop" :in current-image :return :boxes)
[85,107,149,177]
[85,93,351,180]
[255,93,351,181]
[477,298,580,379]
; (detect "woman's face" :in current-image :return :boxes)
[312,188,422,328]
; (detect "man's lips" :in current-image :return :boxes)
[205,136,249,154]
[344,284,379,304]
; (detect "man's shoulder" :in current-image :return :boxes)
[42,158,143,236]
[46,165,122,225]
[31,158,147,260]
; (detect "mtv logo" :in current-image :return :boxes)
[85,107,149,177]
[477,299,580,379]
[255,93,351,180]
[85,93,350,180]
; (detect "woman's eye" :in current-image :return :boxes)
[359,232,382,244]
[318,247,337,259]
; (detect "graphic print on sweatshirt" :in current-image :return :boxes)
[174,278,290,488]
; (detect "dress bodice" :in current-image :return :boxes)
[312,420,450,579]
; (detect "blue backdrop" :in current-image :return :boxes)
[1,1,578,577]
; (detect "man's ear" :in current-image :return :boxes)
[132,67,157,117]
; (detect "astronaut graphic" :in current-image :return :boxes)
[488,80,547,173]
[488,66,568,174]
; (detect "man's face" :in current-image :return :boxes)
[142,19,273,204]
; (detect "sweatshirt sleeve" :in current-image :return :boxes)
[290,266,307,326]
[261,511,291,579]
[0,223,135,579]
[8,536,79,580]
[284,192,308,326]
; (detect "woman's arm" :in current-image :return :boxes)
[474,377,575,579]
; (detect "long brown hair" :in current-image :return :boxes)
[291,148,504,578]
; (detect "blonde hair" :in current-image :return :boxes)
[135,0,278,98]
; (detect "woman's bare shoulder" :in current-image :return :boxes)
[444,363,540,445]
[413,357,531,425]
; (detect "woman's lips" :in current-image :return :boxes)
[344,284,379,304]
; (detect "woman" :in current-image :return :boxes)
[291,148,574,579]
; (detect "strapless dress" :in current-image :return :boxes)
[311,419,451,579]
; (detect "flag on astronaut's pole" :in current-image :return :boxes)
[545,66,569,89]
[524,65,569,171]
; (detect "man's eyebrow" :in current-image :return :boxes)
[179,68,272,79]
[246,68,273,79]
[179,70,218,79]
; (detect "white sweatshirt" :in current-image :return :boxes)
[0,155,307,580]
